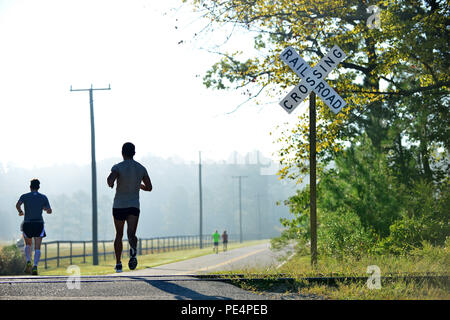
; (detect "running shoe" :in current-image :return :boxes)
[128,247,137,270]
[24,261,32,274]
[32,266,38,275]
[128,256,137,270]
[115,262,123,273]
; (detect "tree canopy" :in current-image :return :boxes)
[184,0,449,183]
[184,0,450,255]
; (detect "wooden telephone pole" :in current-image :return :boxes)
[70,84,111,265]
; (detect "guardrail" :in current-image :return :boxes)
[38,234,238,269]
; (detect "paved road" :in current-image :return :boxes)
[114,241,292,276]
[0,242,299,300]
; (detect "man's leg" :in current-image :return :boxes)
[24,237,32,262]
[126,214,139,270]
[126,214,139,253]
[24,237,32,273]
[33,237,42,267]
[113,218,125,265]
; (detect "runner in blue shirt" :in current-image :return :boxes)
[16,179,52,275]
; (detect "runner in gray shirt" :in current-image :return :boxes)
[107,142,152,273]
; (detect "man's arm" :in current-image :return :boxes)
[140,174,152,192]
[43,196,52,214]
[107,170,119,188]
[16,201,24,216]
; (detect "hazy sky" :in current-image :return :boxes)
[0,0,302,169]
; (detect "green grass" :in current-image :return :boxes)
[37,239,268,276]
[209,242,450,300]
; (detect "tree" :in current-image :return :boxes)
[184,0,449,184]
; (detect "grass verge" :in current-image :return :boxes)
[208,243,450,300]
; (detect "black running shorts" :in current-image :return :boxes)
[113,207,140,221]
[22,221,46,238]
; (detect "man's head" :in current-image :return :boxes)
[30,179,40,191]
[122,142,136,159]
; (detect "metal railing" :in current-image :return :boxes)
[39,234,238,269]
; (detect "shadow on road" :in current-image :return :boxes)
[129,276,232,300]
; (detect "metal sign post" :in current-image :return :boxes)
[279,46,347,267]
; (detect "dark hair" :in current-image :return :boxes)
[30,179,40,190]
[122,142,135,158]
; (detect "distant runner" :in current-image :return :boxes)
[107,142,152,273]
[222,230,228,252]
[212,230,220,254]
[15,179,52,275]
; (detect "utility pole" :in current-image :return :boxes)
[199,151,203,249]
[70,84,111,266]
[256,193,261,240]
[309,91,317,267]
[232,175,247,243]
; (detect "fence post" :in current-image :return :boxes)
[83,241,86,263]
[57,241,60,268]
[138,238,142,256]
[103,241,106,261]
[44,243,47,269]
[70,241,73,265]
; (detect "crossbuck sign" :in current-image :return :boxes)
[279,45,347,114]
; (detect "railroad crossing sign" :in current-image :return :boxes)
[279,45,347,114]
[278,44,347,267]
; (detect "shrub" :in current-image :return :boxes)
[0,244,26,275]
[375,180,450,255]
[318,208,375,260]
